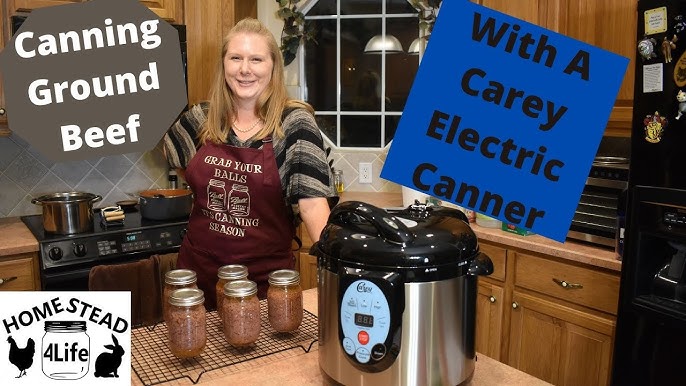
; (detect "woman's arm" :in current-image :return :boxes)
[298,197,331,242]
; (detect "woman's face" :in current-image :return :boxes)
[224,32,273,107]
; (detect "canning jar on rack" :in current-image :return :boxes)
[216,264,249,321]
[267,269,303,332]
[163,269,197,323]
[222,279,261,347]
[167,288,206,358]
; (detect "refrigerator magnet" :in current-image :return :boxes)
[645,7,668,35]
[638,37,658,61]
[662,35,678,63]
[674,50,686,87]
[644,111,667,143]
[675,15,686,35]
[676,91,686,120]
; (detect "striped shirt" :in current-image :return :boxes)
[163,103,337,205]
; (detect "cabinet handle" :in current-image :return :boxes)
[552,278,583,289]
[0,108,5,116]
[512,301,519,309]
[489,296,496,303]
[0,277,17,286]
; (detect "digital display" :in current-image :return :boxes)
[354,313,374,328]
[125,234,138,242]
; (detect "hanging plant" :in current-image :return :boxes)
[275,0,317,66]
[408,0,443,45]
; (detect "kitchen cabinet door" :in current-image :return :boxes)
[7,0,81,13]
[298,252,317,291]
[508,291,614,386]
[0,253,41,291]
[475,281,505,360]
[8,0,182,22]
[475,0,554,31]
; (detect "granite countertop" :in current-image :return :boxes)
[339,192,621,272]
[0,217,39,256]
[131,289,551,386]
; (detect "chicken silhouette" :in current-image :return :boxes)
[7,336,35,378]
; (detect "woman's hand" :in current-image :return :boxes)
[298,197,331,242]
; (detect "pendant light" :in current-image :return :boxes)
[364,34,404,54]
[408,37,422,55]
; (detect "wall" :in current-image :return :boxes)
[258,0,401,194]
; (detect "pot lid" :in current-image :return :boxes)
[315,201,479,269]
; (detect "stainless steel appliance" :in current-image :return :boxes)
[21,211,187,290]
[313,201,493,386]
[567,156,629,248]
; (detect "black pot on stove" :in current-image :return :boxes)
[312,201,493,386]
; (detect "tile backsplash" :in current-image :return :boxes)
[0,133,401,218]
[0,134,172,218]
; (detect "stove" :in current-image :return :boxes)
[22,210,188,290]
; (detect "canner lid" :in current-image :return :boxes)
[316,201,479,270]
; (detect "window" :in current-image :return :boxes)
[301,0,419,149]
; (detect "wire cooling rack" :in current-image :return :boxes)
[131,299,318,385]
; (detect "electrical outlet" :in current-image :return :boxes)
[359,162,373,184]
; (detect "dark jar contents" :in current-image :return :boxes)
[267,269,303,333]
[215,264,249,322]
[163,269,198,323]
[167,288,206,358]
[222,279,261,347]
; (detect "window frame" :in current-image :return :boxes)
[298,0,419,150]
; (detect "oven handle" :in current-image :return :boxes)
[42,267,93,284]
[586,177,628,190]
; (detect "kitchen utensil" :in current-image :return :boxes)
[131,189,193,220]
[31,192,102,234]
[313,201,493,386]
[0,276,17,286]
[116,199,139,212]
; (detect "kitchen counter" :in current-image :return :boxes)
[0,217,39,256]
[339,192,621,272]
[131,288,551,386]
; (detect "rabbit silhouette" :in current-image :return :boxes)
[94,334,125,378]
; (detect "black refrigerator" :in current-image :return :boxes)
[611,1,686,385]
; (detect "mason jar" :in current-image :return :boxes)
[215,264,249,321]
[167,288,206,358]
[267,269,303,333]
[222,280,261,347]
[42,321,90,380]
[163,269,198,323]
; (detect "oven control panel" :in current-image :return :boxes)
[664,212,686,227]
[40,224,187,270]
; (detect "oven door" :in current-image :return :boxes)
[568,179,626,247]
[40,247,180,291]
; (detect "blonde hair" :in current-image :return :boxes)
[199,18,313,145]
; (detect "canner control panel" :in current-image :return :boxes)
[340,279,391,365]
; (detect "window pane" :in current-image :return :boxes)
[387,0,418,14]
[316,115,337,145]
[341,115,382,147]
[304,19,337,111]
[384,115,400,146]
[308,0,336,15]
[385,17,419,112]
[342,0,381,15]
[341,18,381,112]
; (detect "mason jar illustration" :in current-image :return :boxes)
[42,321,90,380]
[228,184,250,216]
[207,179,227,211]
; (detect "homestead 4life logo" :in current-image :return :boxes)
[0,292,130,385]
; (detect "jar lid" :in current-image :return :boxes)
[165,269,197,285]
[169,288,205,307]
[268,269,300,285]
[224,279,257,297]
[218,264,248,280]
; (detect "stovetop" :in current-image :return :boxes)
[21,210,188,243]
[22,210,189,272]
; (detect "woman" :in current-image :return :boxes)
[164,18,336,304]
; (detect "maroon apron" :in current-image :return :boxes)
[178,139,295,306]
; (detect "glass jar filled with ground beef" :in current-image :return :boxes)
[267,269,303,332]
[167,288,206,358]
[215,264,248,321]
[163,269,198,323]
[222,279,261,347]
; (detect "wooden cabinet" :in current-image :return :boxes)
[296,223,317,290]
[0,252,41,290]
[475,240,619,386]
[7,0,183,22]
[0,3,7,137]
[475,0,637,136]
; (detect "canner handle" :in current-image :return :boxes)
[329,201,415,245]
[468,251,494,276]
